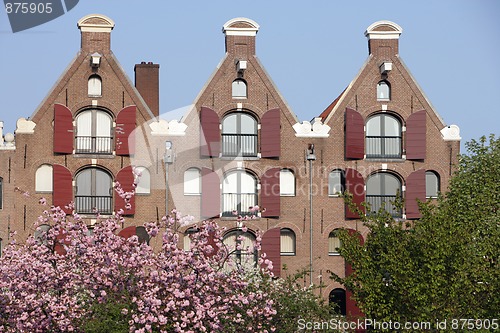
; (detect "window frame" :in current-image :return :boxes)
[376,80,391,101]
[221,112,258,157]
[35,164,53,193]
[232,78,247,99]
[328,169,345,197]
[75,108,114,155]
[134,166,151,195]
[74,167,113,215]
[366,172,403,217]
[222,229,258,270]
[184,168,201,196]
[88,74,102,97]
[365,113,402,159]
[279,169,295,197]
[328,229,342,256]
[222,170,258,217]
[425,170,440,198]
[280,228,296,256]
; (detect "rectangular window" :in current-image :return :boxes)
[279,169,295,196]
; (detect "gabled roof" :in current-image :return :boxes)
[319,87,347,120]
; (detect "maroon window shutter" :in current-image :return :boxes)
[204,230,219,258]
[261,108,280,158]
[261,168,280,217]
[344,168,365,218]
[52,164,73,214]
[201,167,220,218]
[405,169,425,219]
[118,226,137,239]
[345,108,364,159]
[115,166,136,215]
[406,110,426,160]
[116,105,136,156]
[345,229,364,319]
[261,228,281,277]
[53,104,73,154]
[200,107,220,157]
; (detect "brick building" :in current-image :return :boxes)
[0,15,460,315]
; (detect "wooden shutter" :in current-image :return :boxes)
[201,167,220,218]
[52,164,73,214]
[200,107,220,157]
[116,105,136,156]
[261,168,280,217]
[405,169,425,219]
[115,166,135,215]
[205,230,219,258]
[261,108,280,158]
[345,229,364,319]
[345,108,364,159]
[344,168,365,218]
[53,104,73,154]
[118,226,137,239]
[261,228,281,277]
[406,110,426,160]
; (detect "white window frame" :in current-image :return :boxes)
[88,75,102,97]
[135,166,151,195]
[280,228,296,256]
[184,168,201,195]
[35,164,53,193]
[280,169,295,196]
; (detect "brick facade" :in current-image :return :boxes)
[0,16,460,309]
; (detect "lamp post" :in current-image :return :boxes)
[306,144,316,286]
[164,141,173,216]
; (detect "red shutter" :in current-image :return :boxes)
[261,108,280,158]
[345,229,364,320]
[261,228,281,277]
[261,168,280,217]
[115,166,135,215]
[201,167,220,218]
[116,105,136,156]
[118,226,137,239]
[345,108,364,159]
[344,168,365,218]
[52,164,73,214]
[53,104,73,154]
[200,107,220,157]
[405,169,425,219]
[406,110,426,160]
[205,230,219,258]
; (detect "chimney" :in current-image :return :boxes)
[135,62,160,118]
[222,17,260,57]
[365,21,402,58]
[77,14,115,53]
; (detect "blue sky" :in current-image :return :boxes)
[1,0,499,152]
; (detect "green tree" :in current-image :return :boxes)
[332,135,500,331]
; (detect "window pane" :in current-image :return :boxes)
[240,114,256,134]
[384,173,400,195]
[76,111,92,137]
[184,168,201,195]
[280,229,295,255]
[76,169,92,195]
[222,172,239,193]
[426,171,439,197]
[280,169,295,196]
[384,115,400,136]
[329,231,341,254]
[96,111,112,137]
[222,114,238,134]
[366,115,381,136]
[329,170,343,195]
[95,169,111,196]
[377,81,390,100]
[232,79,247,98]
[88,75,102,96]
[36,165,53,192]
[366,173,381,195]
[136,167,151,194]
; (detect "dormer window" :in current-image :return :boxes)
[377,80,390,100]
[232,79,247,99]
[88,75,102,96]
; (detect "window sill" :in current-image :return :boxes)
[73,154,115,159]
[184,193,201,196]
[280,253,296,256]
[220,156,260,161]
[329,194,342,198]
[220,216,260,221]
[365,158,406,162]
[88,95,102,98]
[329,253,341,256]
[232,97,247,100]
[377,98,390,102]
[280,194,295,197]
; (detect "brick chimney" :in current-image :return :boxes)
[77,14,115,53]
[365,21,402,58]
[135,62,160,118]
[222,18,260,57]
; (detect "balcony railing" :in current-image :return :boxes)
[366,136,402,159]
[75,195,113,215]
[222,193,258,217]
[366,195,402,218]
[222,134,258,157]
[75,136,113,154]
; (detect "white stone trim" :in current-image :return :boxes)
[149,119,187,137]
[293,117,330,138]
[222,17,260,36]
[365,20,403,40]
[15,118,36,134]
[77,14,115,33]
[441,125,461,141]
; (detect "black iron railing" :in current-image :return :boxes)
[366,136,402,158]
[75,195,113,214]
[366,194,402,218]
[221,193,258,217]
[75,136,113,154]
[222,134,258,157]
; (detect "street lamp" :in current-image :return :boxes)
[306,144,316,286]
[164,141,173,216]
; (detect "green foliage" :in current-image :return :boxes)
[82,291,135,333]
[332,135,500,331]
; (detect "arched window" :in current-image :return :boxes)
[183,227,199,251]
[75,167,113,215]
[232,79,247,98]
[222,112,258,157]
[34,224,51,245]
[75,109,113,154]
[426,171,440,198]
[35,164,53,192]
[184,168,201,195]
[377,80,390,100]
[88,75,102,96]
[280,228,296,256]
[134,166,150,195]
[280,169,295,196]
[366,113,402,158]
[222,170,257,217]
[329,288,346,315]
[223,230,257,271]
[328,170,345,196]
[366,172,402,217]
[328,229,342,255]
